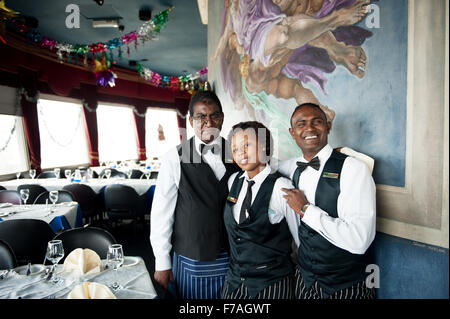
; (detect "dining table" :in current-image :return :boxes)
[0,177,156,196]
[0,256,157,299]
[0,202,83,233]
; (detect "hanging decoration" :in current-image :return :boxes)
[0,0,19,44]
[94,52,117,87]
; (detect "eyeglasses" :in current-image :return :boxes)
[192,112,223,123]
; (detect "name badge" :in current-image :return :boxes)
[323,172,339,179]
[227,196,238,203]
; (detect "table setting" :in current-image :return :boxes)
[0,242,157,299]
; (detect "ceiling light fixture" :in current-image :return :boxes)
[93,0,104,6]
[139,8,152,21]
[92,18,119,28]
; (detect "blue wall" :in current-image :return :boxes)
[372,232,449,299]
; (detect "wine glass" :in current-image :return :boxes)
[16,172,21,179]
[45,240,64,284]
[29,169,36,179]
[87,168,94,179]
[145,171,151,180]
[107,244,124,291]
[53,168,60,179]
[19,189,29,207]
[126,169,133,179]
[105,169,111,179]
[49,190,58,211]
[65,169,71,180]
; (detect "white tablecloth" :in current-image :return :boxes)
[0,202,82,231]
[0,178,156,196]
[0,256,157,299]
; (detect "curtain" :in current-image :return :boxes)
[19,68,41,173]
[80,83,99,166]
[133,104,147,161]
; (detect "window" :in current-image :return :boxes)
[37,96,90,169]
[146,108,181,158]
[97,103,138,162]
[0,114,29,175]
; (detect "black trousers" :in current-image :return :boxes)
[294,267,375,299]
[221,275,294,299]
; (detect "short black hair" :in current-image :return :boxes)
[228,121,273,157]
[290,103,327,127]
[188,90,223,117]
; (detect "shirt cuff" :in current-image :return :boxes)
[155,254,172,271]
[301,204,326,229]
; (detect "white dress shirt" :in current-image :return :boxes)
[228,164,300,247]
[278,144,376,255]
[150,135,226,271]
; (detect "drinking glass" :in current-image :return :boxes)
[19,189,29,207]
[53,168,60,179]
[126,169,132,179]
[49,190,58,211]
[105,169,111,179]
[87,168,94,179]
[107,244,124,291]
[16,172,21,179]
[145,171,151,180]
[29,169,36,179]
[45,240,64,284]
[65,169,71,180]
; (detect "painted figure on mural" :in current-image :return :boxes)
[213,0,375,123]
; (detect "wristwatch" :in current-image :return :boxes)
[301,203,310,214]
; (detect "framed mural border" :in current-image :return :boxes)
[375,0,449,248]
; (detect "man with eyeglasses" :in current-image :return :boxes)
[150,90,240,299]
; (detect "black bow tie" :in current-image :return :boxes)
[296,156,320,174]
[200,143,220,155]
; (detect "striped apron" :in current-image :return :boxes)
[172,251,230,299]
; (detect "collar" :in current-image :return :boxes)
[194,135,222,155]
[298,144,333,167]
[239,164,271,184]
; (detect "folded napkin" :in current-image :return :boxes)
[63,248,102,275]
[340,147,375,174]
[67,282,116,299]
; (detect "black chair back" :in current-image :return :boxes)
[0,239,17,270]
[0,190,21,205]
[16,184,47,205]
[33,190,75,204]
[37,171,60,179]
[0,219,55,265]
[129,169,143,179]
[53,227,117,260]
[0,185,6,191]
[104,184,142,221]
[62,184,100,220]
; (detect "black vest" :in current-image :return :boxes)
[224,171,294,298]
[171,137,239,261]
[294,150,369,298]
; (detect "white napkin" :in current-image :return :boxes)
[340,147,375,174]
[63,248,102,275]
[67,282,116,299]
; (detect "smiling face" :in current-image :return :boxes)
[289,105,331,161]
[189,99,224,144]
[231,129,267,179]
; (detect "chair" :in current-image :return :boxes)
[0,219,55,265]
[0,185,6,191]
[37,170,60,179]
[0,190,21,205]
[33,190,75,204]
[62,184,102,224]
[0,239,17,269]
[16,184,47,205]
[104,184,145,229]
[129,169,144,179]
[99,168,127,179]
[53,227,117,261]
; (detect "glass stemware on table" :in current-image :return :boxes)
[49,190,58,212]
[29,169,36,179]
[105,169,111,179]
[45,240,65,284]
[16,172,21,179]
[107,244,124,291]
[65,169,71,180]
[19,188,29,209]
[53,168,60,179]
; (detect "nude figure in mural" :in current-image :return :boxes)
[213,0,374,123]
